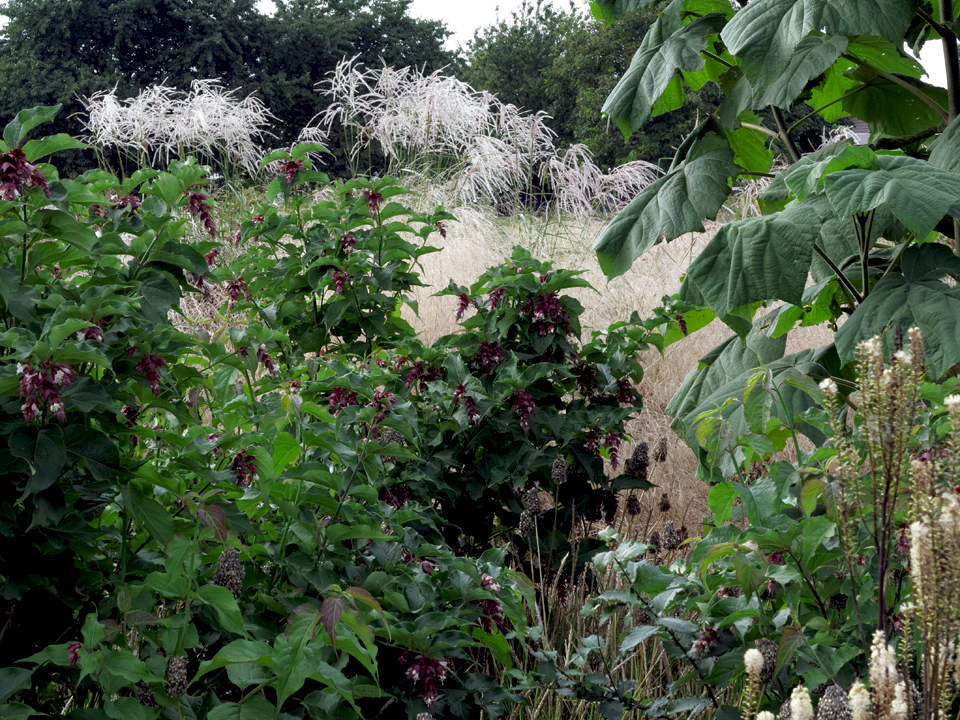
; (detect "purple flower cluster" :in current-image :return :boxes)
[585,426,600,456]
[332,270,349,295]
[230,450,258,487]
[135,354,168,396]
[339,233,356,254]
[366,389,396,425]
[470,341,503,376]
[690,626,717,658]
[399,651,449,706]
[183,191,216,240]
[363,189,383,219]
[381,484,411,508]
[617,377,635,404]
[510,391,536,434]
[226,277,252,307]
[573,362,597,398]
[257,347,278,375]
[280,159,304,186]
[400,548,437,574]
[204,247,219,267]
[435,220,447,238]
[19,359,77,423]
[452,384,480,426]
[80,318,105,343]
[521,292,570,337]
[487,287,505,310]
[0,148,49,200]
[405,360,443,393]
[455,293,476,321]
[116,194,141,213]
[329,387,358,416]
[479,574,508,633]
[603,432,622,469]
[67,642,82,666]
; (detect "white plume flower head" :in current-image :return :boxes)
[890,681,908,720]
[849,681,871,720]
[756,712,776,720]
[819,378,838,397]
[945,394,960,411]
[744,648,764,681]
[790,685,813,720]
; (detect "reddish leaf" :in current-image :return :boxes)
[321,597,345,647]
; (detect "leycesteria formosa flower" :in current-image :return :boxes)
[455,293,475,321]
[226,277,252,307]
[67,642,82,665]
[339,233,356,254]
[363,189,383,219]
[603,431,622,469]
[399,651,449,707]
[470,340,503,376]
[136,354,168,396]
[329,386,358,415]
[257,347,278,375]
[280,159,304,186]
[479,574,508,633]
[487,287,505,310]
[0,147,50,200]
[183,190,216,240]
[18,359,77,423]
[521,291,570,337]
[332,270,349,295]
[230,450,258,487]
[510,391,536,434]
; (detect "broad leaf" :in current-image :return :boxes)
[594,132,737,277]
[22,134,91,162]
[823,155,960,240]
[603,0,726,136]
[3,105,61,148]
[929,114,960,175]
[721,0,913,71]
[761,139,853,209]
[841,67,948,138]
[835,244,960,377]
[590,0,665,24]
[748,35,849,108]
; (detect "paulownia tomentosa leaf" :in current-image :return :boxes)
[720,0,914,75]
[747,35,849,108]
[822,154,960,240]
[835,244,960,378]
[929,114,960,175]
[593,131,738,277]
[590,0,665,24]
[839,67,948,138]
[602,0,727,137]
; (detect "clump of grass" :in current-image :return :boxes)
[79,79,276,179]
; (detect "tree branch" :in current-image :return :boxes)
[771,106,802,163]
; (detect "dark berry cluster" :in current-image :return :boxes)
[405,360,443,393]
[380,484,410,508]
[226,277,251,307]
[339,232,356,254]
[573,362,597,398]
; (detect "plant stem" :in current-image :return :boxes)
[813,243,863,305]
[938,0,960,122]
[786,86,870,134]
[771,107,802,163]
[701,50,734,69]
[741,122,780,139]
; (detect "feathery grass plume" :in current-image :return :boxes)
[312,57,659,216]
[80,79,276,179]
[821,330,925,644]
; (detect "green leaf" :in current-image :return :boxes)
[801,478,823,516]
[618,624,660,653]
[721,0,913,71]
[206,696,277,720]
[590,0,664,24]
[3,105,61,148]
[823,155,960,240]
[728,121,774,173]
[603,0,725,137]
[9,426,66,498]
[929,114,960,175]
[0,702,44,719]
[594,132,738,277]
[749,35,848,108]
[473,628,514,669]
[743,370,773,434]
[708,483,739,524]
[195,640,273,681]
[681,206,821,322]
[841,67,948,138]
[101,651,155,683]
[22,134,91,162]
[0,668,32,703]
[834,244,960,377]
[196,585,247,636]
[272,433,301,474]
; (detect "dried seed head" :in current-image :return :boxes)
[213,547,245,598]
[524,487,545,516]
[136,681,158,707]
[164,655,189,698]
[624,442,649,478]
[379,427,406,464]
[826,594,848,612]
[649,530,661,549]
[654,436,668,462]
[756,638,778,684]
[817,685,852,720]
[518,510,535,535]
[662,521,681,550]
[626,494,642,516]
[659,493,671,512]
[551,454,567,484]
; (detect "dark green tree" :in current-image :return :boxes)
[545,4,721,169]
[462,0,586,116]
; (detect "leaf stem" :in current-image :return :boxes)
[771,107,802,163]
[701,50,734,69]
[786,86,870,134]
[812,243,862,305]
[741,122,780,139]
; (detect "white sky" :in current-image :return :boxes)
[408,0,574,50]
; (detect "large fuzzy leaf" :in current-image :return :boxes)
[929,114,960,175]
[594,132,737,277]
[760,139,853,210]
[835,244,960,377]
[680,198,832,324]
[603,0,726,136]
[840,67,948,138]
[590,0,664,23]
[823,155,960,240]
[721,0,913,73]
[748,35,849,108]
